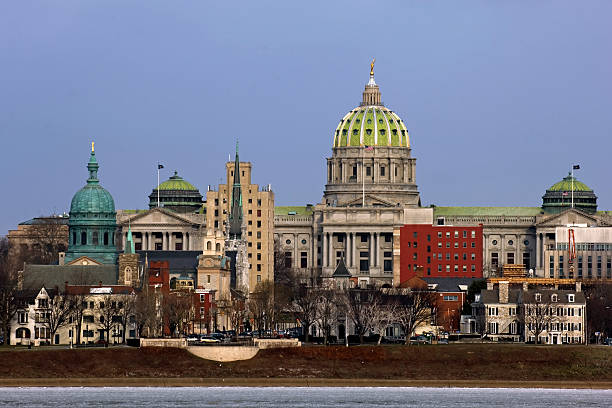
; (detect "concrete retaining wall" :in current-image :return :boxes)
[187,346,259,362]
[140,338,187,348]
[254,338,301,349]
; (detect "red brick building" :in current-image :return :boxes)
[399,224,483,284]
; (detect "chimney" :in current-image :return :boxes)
[575,281,582,292]
[486,281,493,290]
[522,281,529,291]
[499,281,509,304]
[58,252,65,266]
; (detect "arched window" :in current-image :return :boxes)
[124,266,132,284]
[72,232,76,245]
[104,232,109,246]
[81,231,87,245]
[92,231,99,245]
[216,243,221,251]
[207,241,212,250]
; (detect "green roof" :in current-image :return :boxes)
[547,174,592,192]
[275,206,314,216]
[156,171,198,191]
[333,106,409,148]
[433,207,543,217]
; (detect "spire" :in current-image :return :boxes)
[125,221,135,254]
[228,141,243,238]
[87,142,100,184]
[362,58,382,106]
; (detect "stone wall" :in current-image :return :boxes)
[187,346,259,362]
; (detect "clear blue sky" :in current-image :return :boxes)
[1,1,611,235]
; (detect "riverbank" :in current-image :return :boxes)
[1,344,610,387]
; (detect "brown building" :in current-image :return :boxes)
[205,152,275,290]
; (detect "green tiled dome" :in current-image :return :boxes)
[157,172,198,191]
[69,151,116,215]
[333,106,410,148]
[548,174,592,192]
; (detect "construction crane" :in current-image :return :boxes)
[568,228,576,274]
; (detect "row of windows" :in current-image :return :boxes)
[551,255,612,279]
[555,243,612,251]
[71,230,113,246]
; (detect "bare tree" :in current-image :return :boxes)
[248,281,275,336]
[163,292,192,337]
[584,283,612,343]
[292,284,319,343]
[42,289,73,345]
[316,288,340,345]
[522,294,563,344]
[342,287,375,344]
[368,289,397,345]
[97,295,124,345]
[0,237,19,345]
[132,287,159,338]
[227,294,247,338]
[391,288,436,345]
[115,293,136,343]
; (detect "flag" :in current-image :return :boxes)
[573,164,580,170]
[562,192,569,196]
[158,164,164,169]
[364,145,374,151]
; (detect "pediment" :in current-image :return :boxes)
[536,208,601,227]
[121,208,198,227]
[66,256,102,266]
[343,194,397,208]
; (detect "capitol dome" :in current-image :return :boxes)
[542,173,597,215]
[332,69,410,148]
[149,171,203,213]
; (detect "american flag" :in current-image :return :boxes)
[364,145,374,151]
[562,191,569,196]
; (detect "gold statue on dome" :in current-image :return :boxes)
[370,58,375,76]
[91,141,95,152]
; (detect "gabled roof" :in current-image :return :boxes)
[332,258,351,277]
[535,207,601,226]
[478,289,522,304]
[138,250,202,275]
[422,277,479,292]
[522,289,585,304]
[65,284,135,295]
[22,264,118,290]
[120,207,199,226]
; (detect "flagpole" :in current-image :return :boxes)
[362,146,365,208]
[571,165,574,209]
[157,163,160,208]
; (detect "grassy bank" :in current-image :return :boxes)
[0,344,610,385]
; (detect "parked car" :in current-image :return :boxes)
[199,335,220,344]
[186,334,199,342]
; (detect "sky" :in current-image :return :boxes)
[1,1,611,235]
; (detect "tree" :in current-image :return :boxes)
[132,287,159,338]
[292,284,319,343]
[227,294,247,338]
[316,288,340,345]
[23,217,68,265]
[522,293,563,344]
[584,283,612,343]
[67,291,88,344]
[342,287,376,344]
[115,293,136,343]
[460,279,487,315]
[162,292,193,337]
[391,288,436,345]
[42,289,73,345]
[248,281,275,336]
[368,288,397,345]
[0,237,19,345]
[97,295,124,345]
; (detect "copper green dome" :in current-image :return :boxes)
[69,151,116,215]
[149,171,203,213]
[548,174,592,192]
[333,72,410,148]
[157,171,198,191]
[542,173,597,214]
[66,147,118,265]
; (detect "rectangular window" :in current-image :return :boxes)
[360,259,369,272]
[491,253,499,268]
[507,252,514,264]
[384,260,392,272]
[523,252,530,269]
[384,234,392,243]
[257,264,261,271]
[597,255,602,278]
[471,231,476,238]
[380,166,385,177]
[588,256,592,278]
[471,264,475,272]
[437,232,442,238]
[301,252,307,268]
[361,234,368,243]
[366,166,371,176]
[608,257,611,279]
[284,252,292,268]
[559,255,564,277]
[454,231,459,238]
[446,265,450,272]
[438,265,442,272]
[257,275,261,282]
[443,295,459,301]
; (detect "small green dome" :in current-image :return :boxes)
[548,174,592,192]
[333,106,410,148]
[157,171,198,191]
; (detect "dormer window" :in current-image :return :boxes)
[342,129,347,136]
[568,294,575,303]
[392,129,397,135]
[366,129,372,135]
[378,118,383,124]
[379,129,386,135]
[551,294,558,302]
[353,129,358,135]
[367,119,372,124]
[535,293,542,302]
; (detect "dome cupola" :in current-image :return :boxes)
[149,171,203,213]
[542,173,597,214]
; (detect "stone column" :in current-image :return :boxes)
[323,232,328,268]
[370,232,374,272]
[163,232,168,251]
[186,233,190,250]
[169,233,174,251]
[536,233,541,270]
[376,233,381,267]
[483,233,488,276]
[352,232,357,268]
[500,234,505,268]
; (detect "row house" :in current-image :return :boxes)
[472,281,586,344]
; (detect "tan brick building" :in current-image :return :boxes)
[205,156,275,290]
